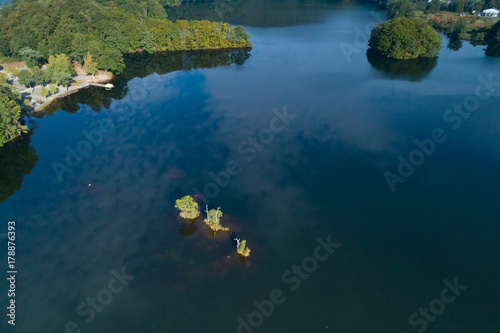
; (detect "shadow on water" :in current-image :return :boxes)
[41,48,252,116]
[166,0,360,27]
[179,221,199,236]
[447,33,464,51]
[486,43,500,58]
[0,130,39,203]
[366,49,438,82]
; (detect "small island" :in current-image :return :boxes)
[174,196,252,261]
[204,206,229,232]
[369,17,442,60]
[175,195,200,220]
[235,238,251,257]
[381,0,500,53]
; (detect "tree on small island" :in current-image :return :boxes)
[235,238,251,257]
[369,18,442,60]
[204,205,228,232]
[175,195,200,220]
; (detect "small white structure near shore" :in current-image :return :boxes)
[482,8,500,17]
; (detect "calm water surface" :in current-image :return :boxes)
[1,1,499,332]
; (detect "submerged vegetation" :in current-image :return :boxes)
[175,195,200,220]
[369,17,442,60]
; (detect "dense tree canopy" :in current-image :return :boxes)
[0,75,24,147]
[175,195,200,219]
[0,0,252,147]
[386,0,415,19]
[369,17,442,60]
[0,0,252,74]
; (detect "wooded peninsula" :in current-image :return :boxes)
[0,0,252,147]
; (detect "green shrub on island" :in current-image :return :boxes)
[204,206,228,232]
[369,17,442,60]
[235,238,251,257]
[175,195,200,220]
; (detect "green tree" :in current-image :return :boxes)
[71,33,90,64]
[387,0,415,19]
[232,25,252,47]
[97,49,126,74]
[12,68,20,78]
[142,31,155,54]
[46,54,75,86]
[49,83,58,95]
[451,0,466,12]
[475,0,485,12]
[204,205,228,231]
[235,238,251,257]
[0,76,20,101]
[18,69,33,88]
[40,86,49,101]
[53,71,72,90]
[174,195,200,219]
[426,0,441,13]
[19,47,43,68]
[0,93,22,147]
[85,53,98,78]
[7,67,21,79]
[32,67,45,88]
[369,17,442,60]
[450,19,467,39]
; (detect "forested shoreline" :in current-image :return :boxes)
[0,0,252,69]
[369,0,500,59]
[0,0,252,147]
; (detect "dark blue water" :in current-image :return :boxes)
[1,1,499,332]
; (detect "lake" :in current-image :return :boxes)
[0,0,499,332]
